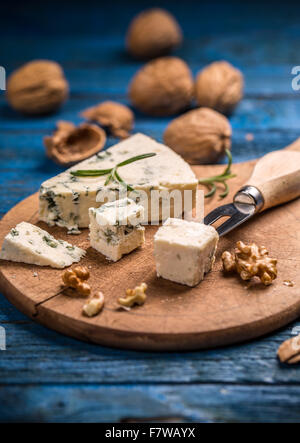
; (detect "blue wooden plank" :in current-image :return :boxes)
[1,383,300,423]
[1,97,300,133]
[0,291,299,385]
[1,60,297,96]
[0,294,29,323]
[1,1,300,39]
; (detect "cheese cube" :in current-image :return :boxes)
[89,198,145,262]
[154,218,219,287]
[0,222,85,269]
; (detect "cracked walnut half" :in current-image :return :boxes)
[222,241,277,286]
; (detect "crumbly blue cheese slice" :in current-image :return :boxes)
[0,222,86,268]
[154,218,219,287]
[89,198,145,262]
[39,133,198,231]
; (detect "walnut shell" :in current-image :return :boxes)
[126,8,182,59]
[195,61,244,115]
[81,101,134,139]
[44,121,106,166]
[6,60,69,115]
[163,107,232,164]
[129,57,193,116]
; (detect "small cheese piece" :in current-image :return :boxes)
[154,218,219,287]
[39,133,198,231]
[89,198,145,262]
[0,222,85,269]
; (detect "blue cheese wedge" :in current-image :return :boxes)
[89,198,145,262]
[154,218,219,287]
[0,222,85,268]
[39,133,198,231]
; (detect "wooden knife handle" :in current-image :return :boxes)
[246,139,300,211]
[285,137,300,152]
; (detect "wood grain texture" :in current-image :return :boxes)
[1,158,300,351]
[0,303,298,385]
[2,384,300,423]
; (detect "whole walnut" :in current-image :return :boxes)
[195,61,244,115]
[129,57,193,116]
[81,101,134,139]
[6,60,69,115]
[126,8,182,59]
[163,107,232,164]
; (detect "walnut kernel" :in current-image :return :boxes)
[126,8,182,59]
[76,282,91,297]
[6,60,69,115]
[81,101,134,139]
[222,241,277,286]
[163,107,232,164]
[62,269,80,288]
[62,266,91,297]
[129,57,194,116]
[82,292,105,317]
[277,334,300,364]
[222,250,236,272]
[118,282,147,308]
[195,61,244,115]
[73,265,90,281]
[44,121,106,166]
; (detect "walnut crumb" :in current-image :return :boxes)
[118,282,147,308]
[222,241,277,286]
[245,133,254,142]
[82,292,104,317]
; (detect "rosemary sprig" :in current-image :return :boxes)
[198,149,236,199]
[70,152,157,191]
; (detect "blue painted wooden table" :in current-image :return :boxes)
[1,0,300,423]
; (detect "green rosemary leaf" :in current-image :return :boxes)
[116,153,156,168]
[205,184,217,198]
[105,173,113,186]
[223,149,233,175]
[70,153,156,179]
[208,173,236,183]
[198,149,236,199]
[114,169,135,192]
[198,173,236,184]
[70,168,112,177]
[219,182,229,199]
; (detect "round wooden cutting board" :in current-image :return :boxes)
[1,158,300,351]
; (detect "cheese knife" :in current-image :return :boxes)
[204,143,300,236]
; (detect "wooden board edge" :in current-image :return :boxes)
[0,272,38,318]
[34,297,300,351]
